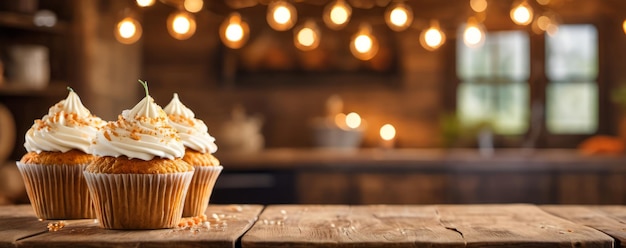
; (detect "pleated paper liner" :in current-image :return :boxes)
[84,171,193,229]
[16,162,95,220]
[182,165,223,217]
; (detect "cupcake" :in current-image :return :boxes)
[17,87,105,220]
[164,93,222,217]
[84,80,194,229]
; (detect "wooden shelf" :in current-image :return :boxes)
[0,82,67,97]
[0,11,69,34]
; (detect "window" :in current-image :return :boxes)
[456,31,529,135]
[456,24,599,140]
[546,24,598,134]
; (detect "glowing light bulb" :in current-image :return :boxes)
[345,112,361,129]
[470,0,487,12]
[463,17,485,48]
[184,0,203,13]
[267,1,297,31]
[115,17,142,44]
[510,1,533,26]
[385,3,413,31]
[294,20,321,51]
[354,35,372,53]
[323,0,352,30]
[350,25,379,60]
[623,19,626,35]
[220,12,249,49]
[226,24,243,42]
[167,11,196,40]
[330,6,348,24]
[420,20,446,51]
[380,124,396,141]
[136,0,155,7]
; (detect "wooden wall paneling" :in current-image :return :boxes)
[557,173,602,204]
[355,173,448,204]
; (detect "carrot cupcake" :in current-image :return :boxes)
[84,80,194,229]
[17,87,105,220]
[164,93,222,217]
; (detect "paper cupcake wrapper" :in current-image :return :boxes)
[182,165,223,217]
[16,162,95,220]
[84,171,193,229]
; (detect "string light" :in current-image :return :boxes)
[384,2,413,31]
[167,11,196,40]
[267,1,297,31]
[623,19,626,35]
[350,24,379,61]
[380,124,396,141]
[463,17,486,48]
[219,12,249,49]
[419,20,446,51]
[470,0,488,12]
[136,0,155,7]
[510,0,534,26]
[323,0,352,30]
[115,17,142,44]
[294,20,321,51]
[183,0,203,13]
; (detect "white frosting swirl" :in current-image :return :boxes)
[164,93,218,154]
[24,90,105,154]
[90,95,185,161]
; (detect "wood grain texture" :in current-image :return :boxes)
[541,205,626,248]
[0,205,49,248]
[436,204,614,248]
[242,205,465,247]
[15,205,263,248]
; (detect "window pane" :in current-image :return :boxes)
[458,82,528,135]
[546,82,597,134]
[546,25,598,81]
[457,30,529,81]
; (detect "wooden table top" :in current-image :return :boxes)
[1,204,624,248]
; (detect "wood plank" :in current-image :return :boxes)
[541,205,626,247]
[436,204,614,248]
[242,205,465,247]
[16,205,263,248]
[0,205,49,248]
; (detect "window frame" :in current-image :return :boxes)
[445,20,610,148]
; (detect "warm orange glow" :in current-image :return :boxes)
[267,1,297,31]
[470,0,487,12]
[220,12,249,49]
[510,1,533,26]
[380,124,396,141]
[136,0,155,7]
[294,20,320,51]
[419,20,446,51]
[115,17,142,44]
[345,112,361,129]
[350,24,378,61]
[463,17,486,48]
[167,11,196,40]
[184,0,203,13]
[323,0,351,30]
[384,3,413,31]
[334,113,347,129]
[623,19,626,35]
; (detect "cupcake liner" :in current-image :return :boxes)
[16,162,95,220]
[84,171,193,229]
[182,165,223,217]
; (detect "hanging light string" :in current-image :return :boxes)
[121,0,583,55]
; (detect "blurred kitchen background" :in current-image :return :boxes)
[0,0,625,206]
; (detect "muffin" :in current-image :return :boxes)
[17,88,105,220]
[164,93,222,217]
[84,81,194,229]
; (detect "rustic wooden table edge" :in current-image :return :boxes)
[0,204,264,248]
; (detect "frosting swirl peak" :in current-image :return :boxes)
[164,93,218,154]
[24,89,105,154]
[90,82,185,161]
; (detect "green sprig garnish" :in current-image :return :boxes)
[138,79,149,97]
